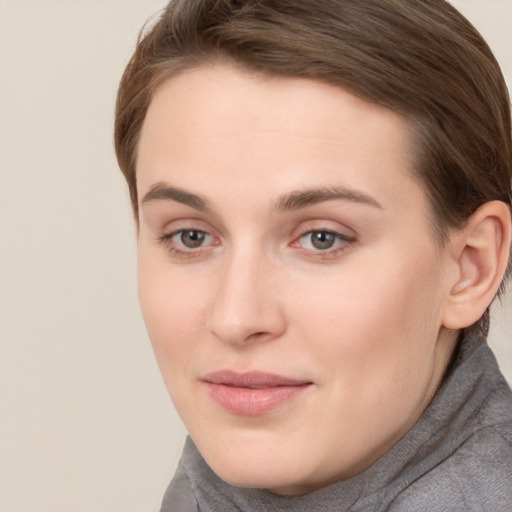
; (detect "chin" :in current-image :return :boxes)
[198,438,317,495]
[215,465,308,495]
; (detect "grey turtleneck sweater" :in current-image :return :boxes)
[160,327,512,511]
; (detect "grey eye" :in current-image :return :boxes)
[309,231,337,250]
[297,229,353,253]
[179,230,208,248]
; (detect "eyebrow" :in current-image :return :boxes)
[275,186,382,211]
[140,182,382,212]
[141,182,210,212]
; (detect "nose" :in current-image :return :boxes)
[207,249,286,346]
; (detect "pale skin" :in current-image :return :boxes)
[135,64,511,495]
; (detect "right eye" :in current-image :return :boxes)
[175,229,210,249]
[159,229,216,254]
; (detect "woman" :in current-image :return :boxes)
[115,0,512,510]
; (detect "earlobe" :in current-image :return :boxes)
[442,201,512,330]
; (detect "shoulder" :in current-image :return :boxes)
[389,421,512,512]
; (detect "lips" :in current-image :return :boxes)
[202,371,312,416]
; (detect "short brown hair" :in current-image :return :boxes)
[115,0,511,326]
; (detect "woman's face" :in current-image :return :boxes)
[136,64,458,495]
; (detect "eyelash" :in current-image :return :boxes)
[158,227,355,260]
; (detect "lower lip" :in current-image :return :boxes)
[206,382,311,416]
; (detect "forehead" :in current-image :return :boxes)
[137,64,427,219]
[140,64,411,152]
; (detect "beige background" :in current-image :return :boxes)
[0,1,510,511]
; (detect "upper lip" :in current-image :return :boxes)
[202,371,312,388]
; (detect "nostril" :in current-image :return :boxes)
[245,331,271,343]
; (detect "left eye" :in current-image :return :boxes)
[298,230,350,251]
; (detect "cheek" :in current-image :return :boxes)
[137,259,208,372]
[291,253,444,389]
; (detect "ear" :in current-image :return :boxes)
[442,201,511,330]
